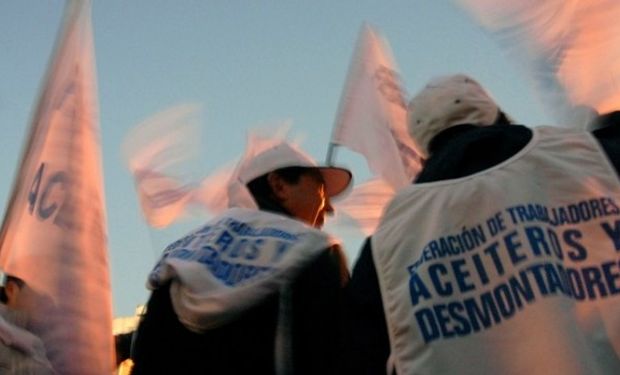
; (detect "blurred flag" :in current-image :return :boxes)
[328,23,422,190]
[332,177,395,235]
[121,104,201,228]
[188,162,235,214]
[0,1,113,373]
[131,169,194,228]
[123,112,297,227]
[456,0,620,127]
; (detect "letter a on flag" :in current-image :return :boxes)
[328,24,423,190]
[0,1,114,373]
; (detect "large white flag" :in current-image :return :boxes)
[456,0,620,127]
[329,23,422,190]
[0,1,113,373]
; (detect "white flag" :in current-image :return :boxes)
[456,0,620,127]
[122,104,201,228]
[131,169,194,228]
[0,1,113,373]
[332,177,395,235]
[123,114,296,227]
[330,23,422,190]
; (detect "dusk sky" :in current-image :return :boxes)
[0,1,552,317]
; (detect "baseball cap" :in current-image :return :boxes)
[238,142,352,198]
[407,74,503,158]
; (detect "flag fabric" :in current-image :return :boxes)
[329,24,422,190]
[0,1,113,373]
[331,177,395,236]
[188,162,235,214]
[456,0,620,127]
[121,104,202,228]
[131,169,194,228]
[123,118,295,227]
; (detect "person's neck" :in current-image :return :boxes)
[255,196,293,218]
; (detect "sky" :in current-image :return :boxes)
[0,1,554,317]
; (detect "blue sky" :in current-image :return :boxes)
[0,1,552,317]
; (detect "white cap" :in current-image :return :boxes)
[407,74,503,158]
[238,142,352,198]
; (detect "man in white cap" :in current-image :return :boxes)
[342,74,620,374]
[132,140,352,375]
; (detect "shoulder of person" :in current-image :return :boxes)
[298,244,350,287]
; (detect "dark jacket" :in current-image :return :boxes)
[132,205,349,375]
[341,118,620,374]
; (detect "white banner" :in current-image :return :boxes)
[123,119,298,227]
[330,24,422,190]
[332,177,395,236]
[0,1,113,373]
[122,104,201,228]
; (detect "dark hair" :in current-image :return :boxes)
[0,276,25,304]
[246,166,322,212]
[493,111,511,126]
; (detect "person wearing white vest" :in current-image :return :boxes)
[131,140,352,375]
[342,74,620,375]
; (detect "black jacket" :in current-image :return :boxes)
[132,207,349,375]
[341,119,620,374]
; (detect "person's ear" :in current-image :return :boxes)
[267,172,288,201]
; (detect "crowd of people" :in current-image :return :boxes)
[118,73,620,374]
[4,72,619,374]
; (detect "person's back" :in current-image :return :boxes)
[132,141,352,374]
[376,125,620,374]
[134,248,345,374]
[343,75,620,374]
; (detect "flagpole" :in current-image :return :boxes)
[325,23,373,169]
[325,142,339,166]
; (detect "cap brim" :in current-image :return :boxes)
[317,166,353,198]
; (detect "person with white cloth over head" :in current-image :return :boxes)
[0,272,55,374]
[342,74,620,374]
[131,136,352,375]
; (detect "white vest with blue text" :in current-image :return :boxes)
[372,126,620,375]
[148,207,336,332]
